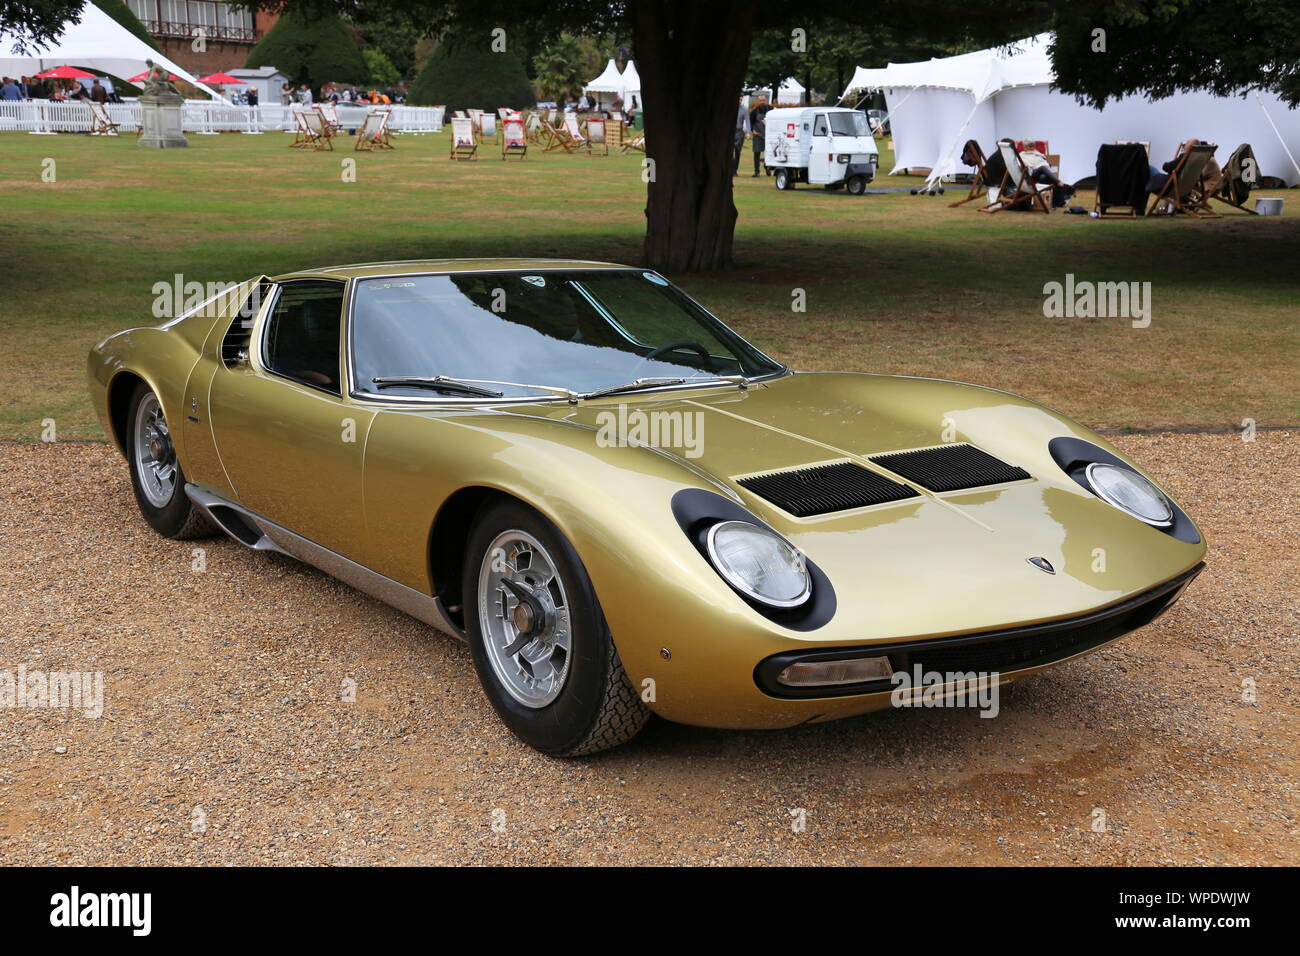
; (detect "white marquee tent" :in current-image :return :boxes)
[583,58,640,111]
[0,2,225,101]
[843,33,1300,186]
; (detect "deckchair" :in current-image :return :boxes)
[88,101,119,136]
[449,116,478,160]
[479,113,498,145]
[540,115,575,152]
[562,112,587,151]
[979,140,1051,214]
[501,116,528,160]
[1212,143,1259,214]
[585,117,609,156]
[1148,143,1220,217]
[948,139,998,207]
[302,109,334,150]
[468,108,484,134]
[317,101,342,135]
[1093,143,1149,217]
[354,111,387,151]
[620,128,646,153]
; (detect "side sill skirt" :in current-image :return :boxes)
[184,484,468,641]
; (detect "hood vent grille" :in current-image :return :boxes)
[737,461,919,518]
[870,443,1030,492]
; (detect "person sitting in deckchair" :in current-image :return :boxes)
[1147,138,1221,208]
[1017,136,1074,206]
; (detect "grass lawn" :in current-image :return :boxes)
[1,129,1297,440]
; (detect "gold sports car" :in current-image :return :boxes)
[88,260,1206,755]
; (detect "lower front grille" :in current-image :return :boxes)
[754,564,1204,699]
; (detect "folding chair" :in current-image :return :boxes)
[979,140,1051,213]
[479,113,498,145]
[948,139,999,207]
[1212,143,1260,214]
[620,129,646,154]
[374,109,395,149]
[540,115,575,152]
[449,116,478,160]
[317,101,342,135]
[501,116,527,160]
[468,108,484,135]
[289,108,326,149]
[1148,143,1220,217]
[302,109,334,150]
[1093,143,1150,217]
[585,117,608,156]
[354,111,385,151]
[562,112,587,151]
[88,101,120,136]
[524,110,543,143]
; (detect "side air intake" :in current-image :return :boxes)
[737,461,919,518]
[870,443,1030,492]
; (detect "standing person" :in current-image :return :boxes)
[280,81,292,106]
[90,79,107,104]
[732,96,750,176]
[748,94,772,176]
[298,84,313,105]
[246,85,258,108]
[0,78,21,101]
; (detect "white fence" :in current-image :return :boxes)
[0,100,445,135]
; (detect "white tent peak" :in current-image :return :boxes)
[0,2,226,101]
[584,59,623,93]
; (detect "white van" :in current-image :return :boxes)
[763,106,879,194]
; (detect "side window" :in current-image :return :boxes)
[813,114,828,136]
[262,280,345,394]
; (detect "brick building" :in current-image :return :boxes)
[124,1,280,75]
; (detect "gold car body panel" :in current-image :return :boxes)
[87,261,1207,730]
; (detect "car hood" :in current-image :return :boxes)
[497,371,1206,638]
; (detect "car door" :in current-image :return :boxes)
[809,112,834,184]
[206,277,374,559]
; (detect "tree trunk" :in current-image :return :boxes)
[633,0,755,272]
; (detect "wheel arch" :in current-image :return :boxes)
[427,485,527,630]
[106,370,149,457]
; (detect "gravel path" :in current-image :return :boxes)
[1,435,1295,865]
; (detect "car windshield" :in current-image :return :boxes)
[350,269,784,399]
[828,111,870,137]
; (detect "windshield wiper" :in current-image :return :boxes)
[578,377,687,401]
[372,376,504,398]
[577,375,757,402]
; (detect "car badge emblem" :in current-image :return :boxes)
[1027,556,1055,574]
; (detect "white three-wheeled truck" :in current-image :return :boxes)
[764,106,879,194]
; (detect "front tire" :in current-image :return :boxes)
[125,382,213,539]
[847,174,867,196]
[463,500,649,756]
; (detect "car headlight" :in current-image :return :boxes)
[705,520,811,608]
[1084,462,1173,527]
[836,153,850,163]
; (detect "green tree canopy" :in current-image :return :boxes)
[406,29,535,110]
[245,11,369,90]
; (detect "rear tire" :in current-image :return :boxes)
[462,500,649,756]
[125,382,214,539]
[775,168,793,190]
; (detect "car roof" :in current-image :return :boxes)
[271,258,634,281]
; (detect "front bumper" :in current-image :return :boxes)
[755,562,1203,699]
